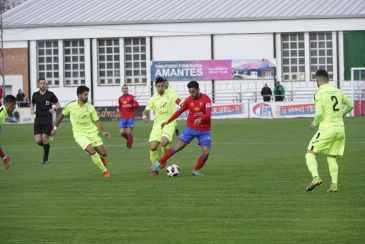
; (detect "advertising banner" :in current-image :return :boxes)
[250,102,276,119]
[211,104,248,118]
[278,103,315,118]
[178,103,248,120]
[151,59,275,81]
[250,102,315,119]
[95,106,146,121]
[5,102,317,124]
[151,60,232,81]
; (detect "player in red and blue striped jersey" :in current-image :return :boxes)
[150,80,212,176]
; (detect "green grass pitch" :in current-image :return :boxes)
[1,118,364,243]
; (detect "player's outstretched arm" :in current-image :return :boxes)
[163,106,186,128]
[51,113,65,138]
[95,120,111,138]
[49,102,61,113]
[30,103,36,115]
[142,109,150,123]
[311,97,324,129]
[133,98,140,108]
[342,95,354,117]
[161,121,169,129]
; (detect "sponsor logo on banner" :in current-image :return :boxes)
[95,106,145,121]
[212,104,243,116]
[179,103,247,119]
[279,103,315,116]
[252,103,273,118]
[96,107,119,120]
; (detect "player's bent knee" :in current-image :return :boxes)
[86,148,97,155]
[160,141,170,147]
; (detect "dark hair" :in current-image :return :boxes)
[77,85,89,95]
[315,69,329,79]
[4,95,17,104]
[155,76,165,84]
[38,78,46,82]
[187,80,199,89]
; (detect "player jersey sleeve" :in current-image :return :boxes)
[341,92,354,117]
[51,92,59,104]
[90,105,99,122]
[145,98,154,111]
[118,97,123,112]
[167,99,188,123]
[31,93,36,104]
[313,92,324,126]
[132,96,139,108]
[201,96,212,121]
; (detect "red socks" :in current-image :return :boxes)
[159,147,176,168]
[194,155,208,171]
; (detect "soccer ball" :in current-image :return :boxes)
[166,164,180,177]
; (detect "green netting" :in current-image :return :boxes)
[344,31,365,80]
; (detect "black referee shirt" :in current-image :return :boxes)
[31,91,59,117]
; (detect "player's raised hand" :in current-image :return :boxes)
[102,131,111,138]
[161,121,169,129]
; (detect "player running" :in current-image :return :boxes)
[0,95,17,170]
[305,69,353,192]
[117,84,139,149]
[142,77,182,171]
[150,80,212,176]
[51,86,111,177]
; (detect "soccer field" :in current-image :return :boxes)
[0,117,364,243]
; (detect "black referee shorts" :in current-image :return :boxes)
[34,116,53,136]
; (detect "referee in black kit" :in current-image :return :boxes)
[30,78,60,164]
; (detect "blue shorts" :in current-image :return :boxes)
[119,118,135,128]
[179,127,211,148]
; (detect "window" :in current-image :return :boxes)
[310,33,333,80]
[37,40,59,86]
[124,38,147,84]
[64,40,85,86]
[281,34,305,81]
[98,39,120,85]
